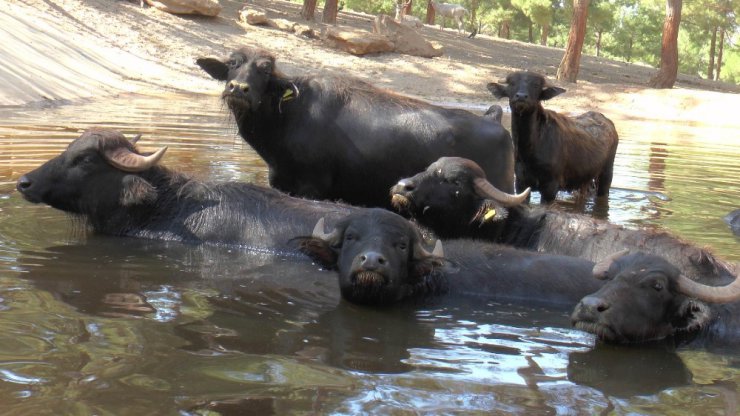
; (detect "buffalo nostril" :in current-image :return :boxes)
[228,81,236,93]
[16,176,31,192]
[581,296,609,314]
[597,303,609,313]
[360,252,387,269]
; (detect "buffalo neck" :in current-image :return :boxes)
[509,105,545,158]
[230,76,309,167]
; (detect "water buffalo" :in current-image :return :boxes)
[390,157,738,282]
[196,46,515,207]
[725,209,740,236]
[296,208,602,306]
[571,250,740,346]
[487,71,619,203]
[15,128,356,251]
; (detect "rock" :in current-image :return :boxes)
[322,27,395,56]
[293,23,318,39]
[271,18,296,32]
[239,8,270,26]
[144,0,221,16]
[373,15,443,58]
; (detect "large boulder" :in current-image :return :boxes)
[373,15,443,58]
[322,27,395,56]
[145,0,221,16]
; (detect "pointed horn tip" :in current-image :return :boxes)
[432,240,444,257]
[312,217,326,237]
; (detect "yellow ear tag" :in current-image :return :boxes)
[483,208,497,222]
[282,88,294,101]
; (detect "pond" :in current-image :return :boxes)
[0,92,737,414]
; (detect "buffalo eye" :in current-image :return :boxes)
[227,56,243,68]
[71,153,95,167]
[344,233,356,242]
[652,282,664,291]
[395,241,407,251]
[257,60,273,73]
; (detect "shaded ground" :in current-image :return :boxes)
[3,0,739,126]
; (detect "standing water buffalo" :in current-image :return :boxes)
[487,71,619,203]
[572,250,740,346]
[196,47,514,207]
[296,208,603,306]
[390,157,738,282]
[15,128,357,250]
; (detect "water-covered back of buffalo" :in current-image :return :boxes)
[0,92,737,414]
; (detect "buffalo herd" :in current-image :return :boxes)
[16,46,738,348]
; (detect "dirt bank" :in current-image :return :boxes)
[4,0,739,127]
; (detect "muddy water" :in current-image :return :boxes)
[0,92,737,414]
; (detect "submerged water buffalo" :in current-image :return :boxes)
[487,71,619,203]
[296,208,602,306]
[572,250,740,346]
[196,46,515,207]
[16,128,357,250]
[390,157,738,282]
[725,209,740,236]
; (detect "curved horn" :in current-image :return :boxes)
[103,146,167,173]
[592,249,630,280]
[312,217,339,242]
[676,272,740,304]
[473,178,530,207]
[414,239,444,260]
[130,134,142,145]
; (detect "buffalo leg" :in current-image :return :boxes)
[539,181,559,204]
[596,163,614,197]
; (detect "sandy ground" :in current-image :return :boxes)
[3,0,739,127]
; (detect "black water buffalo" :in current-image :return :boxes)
[487,71,619,203]
[16,128,357,250]
[196,46,515,207]
[725,209,740,236]
[296,208,602,305]
[390,157,738,282]
[571,250,740,346]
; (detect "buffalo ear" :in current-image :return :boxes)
[486,82,509,99]
[540,86,566,101]
[672,299,712,333]
[294,237,339,270]
[196,57,229,81]
[120,175,156,206]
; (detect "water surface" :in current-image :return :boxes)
[0,92,737,414]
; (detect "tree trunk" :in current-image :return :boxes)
[627,37,633,62]
[540,24,549,46]
[556,0,590,83]
[595,31,602,57]
[707,26,717,80]
[470,0,479,30]
[500,20,511,39]
[528,22,533,43]
[716,28,725,81]
[648,0,682,89]
[322,0,338,24]
[403,0,413,15]
[301,0,317,21]
[426,1,435,25]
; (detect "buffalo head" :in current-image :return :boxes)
[196,47,282,114]
[296,209,446,305]
[487,71,566,114]
[572,250,740,344]
[16,128,167,215]
[390,157,529,238]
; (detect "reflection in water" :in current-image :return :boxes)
[0,93,738,413]
[648,142,668,192]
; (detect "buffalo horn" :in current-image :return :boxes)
[414,239,444,260]
[592,249,630,280]
[103,145,168,173]
[130,134,142,145]
[473,178,530,207]
[675,270,740,304]
[312,218,339,242]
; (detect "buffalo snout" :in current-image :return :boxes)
[358,251,388,271]
[227,80,250,95]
